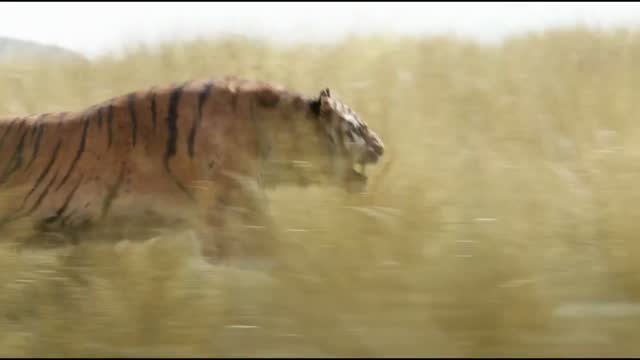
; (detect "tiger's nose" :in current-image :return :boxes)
[371,139,384,157]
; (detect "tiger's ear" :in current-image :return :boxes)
[311,88,331,115]
[319,87,333,111]
[310,87,332,115]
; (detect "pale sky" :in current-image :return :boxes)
[2,2,640,59]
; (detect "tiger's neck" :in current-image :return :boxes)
[248,95,321,188]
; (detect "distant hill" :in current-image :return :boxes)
[0,36,87,63]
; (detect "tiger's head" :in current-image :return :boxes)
[253,84,384,193]
[307,88,385,192]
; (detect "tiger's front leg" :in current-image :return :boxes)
[197,175,279,268]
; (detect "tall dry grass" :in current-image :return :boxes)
[1,26,640,356]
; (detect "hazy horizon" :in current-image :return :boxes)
[2,2,640,59]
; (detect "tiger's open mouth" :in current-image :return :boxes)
[348,146,382,183]
[350,162,368,181]
[343,161,369,193]
[333,142,384,193]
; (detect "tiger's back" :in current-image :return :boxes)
[0,77,282,239]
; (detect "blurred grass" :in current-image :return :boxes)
[2,26,640,356]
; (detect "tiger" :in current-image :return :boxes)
[0,76,385,261]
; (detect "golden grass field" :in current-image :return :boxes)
[1,26,640,357]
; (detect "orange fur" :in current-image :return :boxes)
[0,77,385,259]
